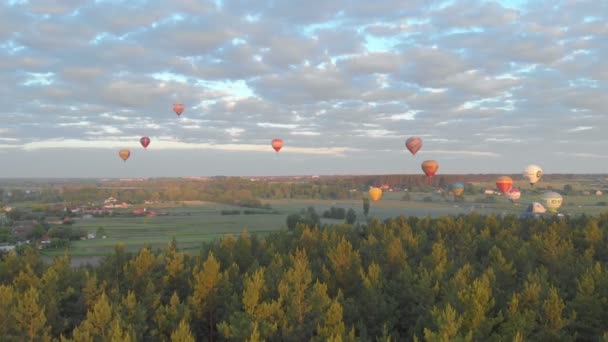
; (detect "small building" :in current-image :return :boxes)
[46,216,64,225]
[0,243,16,252]
[596,190,604,196]
[133,208,147,215]
[12,220,39,240]
[103,197,118,208]
[87,233,96,239]
[484,189,495,195]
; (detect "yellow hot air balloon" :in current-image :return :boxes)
[369,187,383,202]
[119,149,131,162]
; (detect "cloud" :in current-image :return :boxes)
[0,0,606,175]
[11,138,354,156]
[423,150,500,157]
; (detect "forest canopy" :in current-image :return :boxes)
[1,211,608,341]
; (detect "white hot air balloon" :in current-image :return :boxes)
[541,191,563,212]
[523,164,543,186]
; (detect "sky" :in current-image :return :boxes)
[1,0,607,178]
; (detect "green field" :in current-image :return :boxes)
[40,189,608,258]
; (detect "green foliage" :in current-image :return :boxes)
[1,211,608,340]
[286,207,321,231]
[345,209,356,225]
[221,210,241,215]
[363,198,370,216]
[323,207,346,220]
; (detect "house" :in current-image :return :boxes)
[0,243,15,252]
[113,202,131,209]
[12,220,39,240]
[46,216,64,225]
[133,208,147,215]
[103,197,118,208]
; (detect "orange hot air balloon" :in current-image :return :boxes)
[405,136,423,155]
[119,149,131,162]
[271,138,283,152]
[173,103,185,116]
[421,160,439,178]
[496,176,513,194]
[369,187,383,202]
[140,136,150,149]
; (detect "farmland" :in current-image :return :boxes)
[39,187,608,258]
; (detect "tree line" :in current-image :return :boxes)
[1,211,608,340]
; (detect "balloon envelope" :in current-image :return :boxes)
[369,187,383,202]
[271,138,283,152]
[119,149,131,162]
[173,103,185,116]
[140,137,150,149]
[523,164,543,186]
[450,182,465,196]
[405,137,423,155]
[507,188,521,202]
[496,176,513,194]
[421,160,439,178]
[541,191,563,212]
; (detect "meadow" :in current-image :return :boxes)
[43,188,608,258]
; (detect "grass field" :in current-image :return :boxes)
[41,189,608,258]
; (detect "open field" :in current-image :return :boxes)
[40,188,608,258]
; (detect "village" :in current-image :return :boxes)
[0,196,162,252]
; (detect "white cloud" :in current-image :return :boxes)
[13,138,353,156]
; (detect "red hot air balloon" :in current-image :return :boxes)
[140,137,150,149]
[271,139,283,152]
[421,160,439,178]
[173,103,185,116]
[496,176,513,194]
[405,137,423,155]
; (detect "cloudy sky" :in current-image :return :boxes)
[1,0,606,177]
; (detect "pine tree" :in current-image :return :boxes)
[422,304,469,342]
[13,286,50,341]
[277,248,313,339]
[170,319,195,342]
[190,251,222,340]
[0,284,16,338]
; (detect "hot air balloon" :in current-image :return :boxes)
[369,187,383,202]
[140,137,150,149]
[541,191,563,212]
[496,176,513,194]
[405,137,423,155]
[523,164,543,187]
[507,188,521,203]
[173,103,185,116]
[421,160,439,178]
[449,182,465,197]
[119,149,131,162]
[271,138,283,152]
